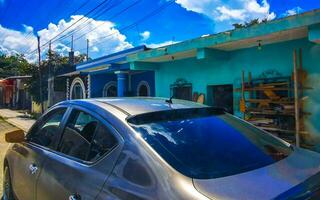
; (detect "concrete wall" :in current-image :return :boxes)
[153,38,320,149]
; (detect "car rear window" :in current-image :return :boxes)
[128,108,292,179]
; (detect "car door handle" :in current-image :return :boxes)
[28,164,38,175]
[69,194,81,200]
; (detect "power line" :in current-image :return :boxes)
[0,0,12,24]
[53,0,121,45]
[74,0,175,51]
[0,0,12,38]
[44,0,112,45]
[20,0,93,55]
[77,0,174,53]
[65,0,141,47]
[26,0,112,56]
[70,0,92,16]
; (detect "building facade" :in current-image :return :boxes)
[128,10,320,150]
[61,46,155,101]
[0,76,32,109]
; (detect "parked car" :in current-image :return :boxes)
[3,97,320,200]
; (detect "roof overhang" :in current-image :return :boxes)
[57,71,81,77]
[77,46,147,72]
[128,9,320,64]
[3,75,32,80]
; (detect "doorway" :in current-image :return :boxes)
[208,84,234,114]
[170,79,192,101]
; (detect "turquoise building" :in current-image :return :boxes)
[128,10,320,150]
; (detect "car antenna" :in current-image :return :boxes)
[165,95,174,104]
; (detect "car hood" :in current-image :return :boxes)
[193,147,320,200]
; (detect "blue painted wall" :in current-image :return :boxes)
[90,71,155,97]
[131,71,155,96]
[151,38,320,150]
[90,73,117,98]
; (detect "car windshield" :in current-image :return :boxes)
[128,108,292,179]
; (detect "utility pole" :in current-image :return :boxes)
[71,35,74,52]
[48,40,53,107]
[37,36,44,113]
[69,35,74,65]
[86,39,89,61]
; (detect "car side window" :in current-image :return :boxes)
[28,108,67,149]
[59,110,98,160]
[58,109,118,162]
[88,124,118,162]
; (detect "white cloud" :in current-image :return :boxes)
[92,46,99,52]
[0,15,133,62]
[140,31,151,41]
[175,0,276,31]
[147,40,178,48]
[216,6,246,21]
[0,24,37,59]
[282,7,304,17]
[37,15,133,60]
[22,24,33,33]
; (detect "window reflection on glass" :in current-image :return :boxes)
[129,109,292,179]
[28,108,67,149]
[59,110,117,162]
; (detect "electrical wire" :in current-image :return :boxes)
[76,0,174,53]
[20,0,94,55]
[25,0,112,56]
[64,0,141,48]
[53,0,121,45]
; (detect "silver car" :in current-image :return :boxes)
[3,97,320,200]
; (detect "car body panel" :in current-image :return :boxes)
[7,143,47,200]
[4,98,320,200]
[36,144,123,200]
[35,103,125,200]
[193,148,320,200]
[96,122,209,200]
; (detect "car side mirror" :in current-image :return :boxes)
[5,129,25,143]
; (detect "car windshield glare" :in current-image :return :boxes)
[128,108,292,179]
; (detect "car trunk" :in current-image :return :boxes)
[193,148,320,200]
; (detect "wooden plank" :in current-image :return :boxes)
[294,49,300,147]
[258,126,308,135]
[248,72,252,99]
[246,99,294,104]
[257,82,289,86]
[241,70,245,119]
[234,87,313,92]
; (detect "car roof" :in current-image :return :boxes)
[67,97,207,116]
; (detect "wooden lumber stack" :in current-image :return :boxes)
[238,49,312,147]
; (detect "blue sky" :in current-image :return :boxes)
[0,0,319,61]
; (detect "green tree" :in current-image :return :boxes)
[232,18,268,29]
[0,51,87,103]
[0,54,30,78]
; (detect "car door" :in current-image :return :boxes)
[9,107,68,200]
[36,106,123,200]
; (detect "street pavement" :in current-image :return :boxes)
[0,109,36,132]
